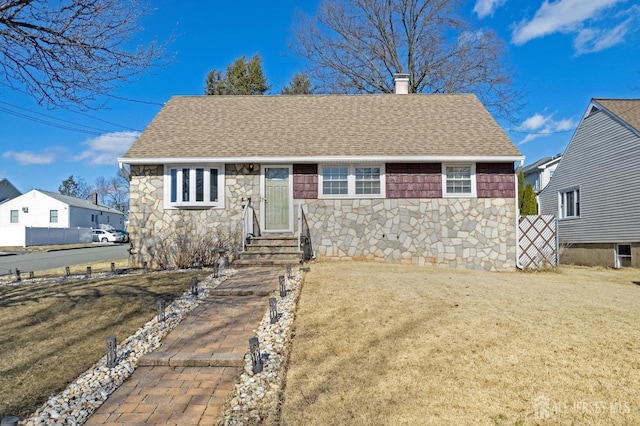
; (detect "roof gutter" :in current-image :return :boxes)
[118,155,525,165]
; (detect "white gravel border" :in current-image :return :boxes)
[20,268,237,426]
[219,270,304,425]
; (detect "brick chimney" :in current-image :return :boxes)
[393,73,410,94]
[92,192,98,205]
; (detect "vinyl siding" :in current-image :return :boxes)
[539,109,640,243]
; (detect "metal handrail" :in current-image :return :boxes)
[241,197,261,252]
[242,198,253,252]
[297,203,312,260]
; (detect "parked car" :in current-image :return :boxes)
[92,229,124,243]
[114,229,130,243]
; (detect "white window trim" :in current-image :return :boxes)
[318,164,386,199]
[558,187,580,220]
[164,164,225,209]
[442,163,477,198]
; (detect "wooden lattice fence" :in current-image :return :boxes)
[518,215,558,269]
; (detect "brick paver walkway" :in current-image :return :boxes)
[84,266,281,426]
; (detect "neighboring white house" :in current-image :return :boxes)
[0,189,125,246]
[0,178,21,204]
[522,155,562,194]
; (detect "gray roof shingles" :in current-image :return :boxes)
[40,190,122,214]
[123,94,522,160]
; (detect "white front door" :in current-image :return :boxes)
[262,166,292,232]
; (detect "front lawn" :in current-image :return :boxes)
[0,270,209,419]
[281,262,640,425]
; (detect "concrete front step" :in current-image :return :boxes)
[245,244,299,253]
[234,258,302,267]
[240,250,303,258]
[138,351,244,367]
[248,235,299,246]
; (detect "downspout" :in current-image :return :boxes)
[119,161,130,180]
[515,159,524,269]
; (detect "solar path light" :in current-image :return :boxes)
[106,336,117,368]
[269,297,278,324]
[249,337,263,374]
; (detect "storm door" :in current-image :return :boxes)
[263,166,292,232]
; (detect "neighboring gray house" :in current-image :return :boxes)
[0,178,21,203]
[120,78,523,271]
[522,154,562,194]
[539,98,640,268]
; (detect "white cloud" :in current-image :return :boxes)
[574,16,631,54]
[512,0,619,44]
[515,112,577,145]
[74,131,140,166]
[474,0,507,18]
[3,150,57,165]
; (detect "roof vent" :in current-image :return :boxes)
[393,73,410,94]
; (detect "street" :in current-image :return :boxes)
[0,245,129,276]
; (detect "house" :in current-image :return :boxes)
[0,178,21,203]
[539,98,640,268]
[522,154,562,193]
[120,76,523,271]
[0,189,125,246]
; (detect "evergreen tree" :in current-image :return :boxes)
[281,73,314,94]
[205,54,270,95]
[521,183,538,215]
[59,175,91,199]
[517,170,525,211]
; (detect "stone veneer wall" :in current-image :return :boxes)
[128,164,261,267]
[129,163,516,271]
[299,197,517,271]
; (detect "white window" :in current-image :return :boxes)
[559,188,580,219]
[442,164,476,197]
[165,165,224,208]
[50,210,58,223]
[10,210,18,223]
[616,244,631,268]
[319,165,385,198]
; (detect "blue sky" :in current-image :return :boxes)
[1,0,639,193]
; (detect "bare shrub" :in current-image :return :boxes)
[171,233,200,270]
[148,235,172,270]
[197,234,220,267]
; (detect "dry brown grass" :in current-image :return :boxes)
[281,262,640,425]
[0,269,210,419]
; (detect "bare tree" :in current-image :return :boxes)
[0,0,166,108]
[292,0,520,120]
[94,169,129,212]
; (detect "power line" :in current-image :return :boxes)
[106,94,164,106]
[0,106,104,136]
[508,128,575,135]
[0,101,143,136]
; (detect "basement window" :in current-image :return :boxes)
[616,244,631,268]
